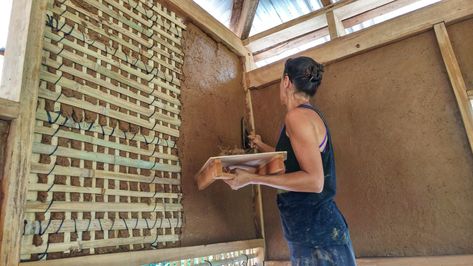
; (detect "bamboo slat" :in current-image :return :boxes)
[30,163,180,185]
[32,143,181,172]
[23,218,182,235]
[25,201,182,213]
[35,110,177,148]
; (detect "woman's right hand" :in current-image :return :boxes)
[248,134,263,149]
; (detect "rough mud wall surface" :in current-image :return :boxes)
[0,120,10,214]
[448,18,473,90]
[179,24,256,246]
[252,30,473,259]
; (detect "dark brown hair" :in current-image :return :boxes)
[283,56,324,97]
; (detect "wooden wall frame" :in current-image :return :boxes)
[0,1,48,265]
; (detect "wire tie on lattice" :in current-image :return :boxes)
[130,132,137,141]
[58,21,68,33]
[87,121,94,131]
[124,53,129,64]
[149,146,157,157]
[54,92,63,103]
[143,134,150,145]
[110,219,115,231]
[123,130,128,140]
[151,120,159,131]
[109,126,115,137]
[46,162,57,176]
[151,230,159,247]
[48,144,59,156]
[46,182,55,193]
[112,47,119,57]
[73,218,77,233]
[100,124,105,136]
[148,175,157,185]
[56,0,67,6]
[46,15,55,30]
[54,219,65,234]
[86,218,92,232]
[98,218,103,231]
[59,7,68,17]
[144,218,150,230]
[148,108,157,119]
[44,199,55,214]
[204,260,213,266]
[122,218,129,231]
[46,110,61,125]
[132,58,139,68]
[58,26,74,43]
[152,189,158,199]
[149,160,157,171]
[152,199,159,212]
[148,75,156,83]
[134,217,139,230]
[23,220,28,235]
[37,241,50,260]
[54,73,63,86]
[39,219,53,236]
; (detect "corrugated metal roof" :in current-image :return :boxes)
[193,0,335,37]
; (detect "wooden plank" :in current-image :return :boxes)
[321,0,332,7]
[25,201,182,213]
[0,1,48,265]
[326,10,345,39]
[243,0,394,53]
[195,152,287,190]
[0,98,20,120]
[20,239,264,266]
[164,0,250,57]
[230,0,260,39]
[253,28,329,62]
[434,23,473,153]
[247,0,473,88]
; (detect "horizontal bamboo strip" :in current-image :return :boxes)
[21,233,179,255]
[42,41,181,95]
[30,163,180,185]
[100,0,183,48]
[194,254,258,266]
[41,56,180,110]
[35,110,177,148]
[40,70,180,122]
[35,125,178,161]
[30,183,181,200]
[82,0,184,58]
[32,143,181,172]
[25,201,182,213]
[47,7,182,84]
[38,87,181,134]
[23,218,181,235]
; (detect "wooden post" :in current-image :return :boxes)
[243,57,266,262]
[434,22,473,153]
[0,1,48,265]
[326,10,345,39]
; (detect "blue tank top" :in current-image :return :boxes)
[275,103,350,247]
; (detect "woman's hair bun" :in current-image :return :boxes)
[284,56,324,97]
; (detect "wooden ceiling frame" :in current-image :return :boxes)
[243,0,397,54]
[246,0,473,89]
[252,0,423,63]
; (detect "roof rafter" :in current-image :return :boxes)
[230,0,260,39]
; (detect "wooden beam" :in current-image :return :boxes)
[326,10,345,39]
[243,0,395,53]
[467,89,473,98]
[164,0,249,57]
[266,255,473,266]
[253,27,329,62]
[230,0,260,39]
[246,0,473,88]
[20,239,265,266]
[0,1,48,265]
[0,98,19,120]
[434,22,473,153]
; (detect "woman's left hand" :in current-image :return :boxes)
[224,168,256,190]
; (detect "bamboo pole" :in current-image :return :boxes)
[25,201,182,213]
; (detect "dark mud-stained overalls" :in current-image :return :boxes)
[275,103,357,266]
